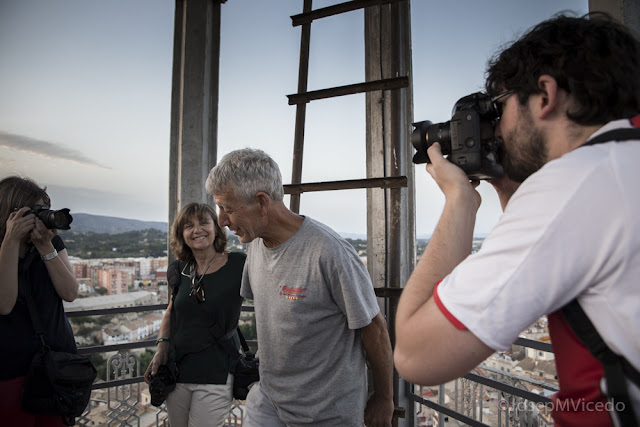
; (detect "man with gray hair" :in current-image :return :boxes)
[206,148,394,427]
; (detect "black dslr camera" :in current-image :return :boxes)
[26,205,73,230]
[149,365,177,407]
[412,92,504,180]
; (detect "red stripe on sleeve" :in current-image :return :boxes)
[433,280,468,330]
[631,114,640,128]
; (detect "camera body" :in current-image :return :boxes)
[149,365,176,407]
[26,205,73,230]
[412,92,504,180]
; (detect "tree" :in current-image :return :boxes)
[88,353,107,381]
[139,350,155,377]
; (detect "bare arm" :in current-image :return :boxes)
[31,219,79,302]
[0,208,36,314]
[394,143,493,385]
[144,299,172,383]
[361,312,394,427]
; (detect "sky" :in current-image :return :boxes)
[0,0,588,237]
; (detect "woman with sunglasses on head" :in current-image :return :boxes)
[0,176,79,426]
[144,202,246,427]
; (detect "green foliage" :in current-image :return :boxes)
[76,325,95,336]
[345,238,367,253]
[88,353,107,381]
[60,228,168,258]
[139,350,155,377]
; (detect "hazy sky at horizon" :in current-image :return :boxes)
[0,0,588,236]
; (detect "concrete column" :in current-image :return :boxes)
[590,0,640,37]
[168,0,223,246]
[365,1,415,426]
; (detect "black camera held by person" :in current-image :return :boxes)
[149,365,177,407]
[25,205,73,230]
[411,92,504,180]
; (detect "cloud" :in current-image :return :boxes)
[0,131,110,169]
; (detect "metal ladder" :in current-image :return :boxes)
[283,1,415,424]
[283,0,409,212]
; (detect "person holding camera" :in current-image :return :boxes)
[0,176,79,426]
[206,148,394,427]
[144,202,245,427]
[394,13,640,426]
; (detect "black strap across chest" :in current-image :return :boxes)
[562,119,640,427]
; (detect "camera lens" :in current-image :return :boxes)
[30,206,73,230]
[411,120,453,164]
[425,122,452,155]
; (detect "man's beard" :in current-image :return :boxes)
[501,109,548,183]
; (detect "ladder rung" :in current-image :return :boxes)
[287,76,408,105]
[373,287,404,299]
[291,0,403,27]
[284,176,407,195]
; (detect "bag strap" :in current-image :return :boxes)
[581,115,640,147]
[237,328,250,353]
[20,271,48,349]
[562,299,639,426]
[209,323,250,359]
[167,260,181,299]
[582,128,640,146]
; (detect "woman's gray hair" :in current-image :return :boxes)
[206,148,284,203]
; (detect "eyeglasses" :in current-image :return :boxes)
[181,262,206,303]
[491,89,515,117]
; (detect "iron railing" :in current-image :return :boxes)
[67,304,557,426]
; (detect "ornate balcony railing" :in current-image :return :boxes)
[67,304,556,426]
[67,303,254,427]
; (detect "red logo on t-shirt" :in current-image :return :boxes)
[280,285,307,300]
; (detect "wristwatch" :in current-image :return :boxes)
[41,249,58,261]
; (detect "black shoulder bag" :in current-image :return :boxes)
[561,125,640,427]
[209,323,260,400]
[20,282,97,426]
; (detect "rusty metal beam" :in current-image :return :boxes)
[291,0,402,26]
[284,176,407,195]
[290,0,313,213]
[287,76,408,105]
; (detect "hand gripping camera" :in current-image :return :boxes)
[411,92,504,180]
[26,205,73,230]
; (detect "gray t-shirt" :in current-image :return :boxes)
[242,216,380,426]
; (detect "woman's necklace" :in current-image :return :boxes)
[189,252,224,303]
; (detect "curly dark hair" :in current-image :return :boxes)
[169,202,227,262]
[485,12,640,125]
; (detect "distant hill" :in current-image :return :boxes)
[65,213,168,234]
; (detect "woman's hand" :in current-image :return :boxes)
[0,208,35,314]
[144,343,170,384]
[30,218,56,254]
[5,207,36,245]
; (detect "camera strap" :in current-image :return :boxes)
[209,323,249,359]
[561,300,640,426]
[581,118,640,147]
